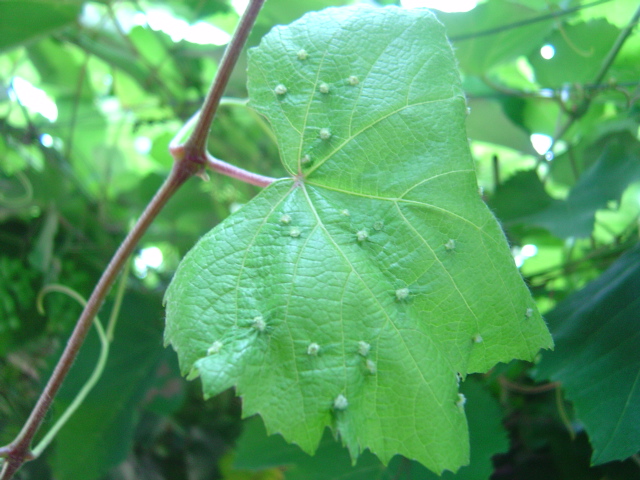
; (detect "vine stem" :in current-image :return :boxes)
[0,1,266,478]
[546,4,640,155]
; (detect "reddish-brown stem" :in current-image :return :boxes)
[186,0,266,152]
[499,376,560,394]
[206,152,275,187]
[0,1,266,478]
[0,162,191,480]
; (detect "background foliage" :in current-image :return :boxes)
[1,0,639,479]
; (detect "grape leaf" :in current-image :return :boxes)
[534,244,640,465]
[164,5,552,474]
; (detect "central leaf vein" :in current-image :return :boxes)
[300,183,456,426]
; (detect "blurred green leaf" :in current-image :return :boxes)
[489,169,555,224]
[535,243,640,465]
[466,98,537,154]
[0,0,81,52]
[27,206,58,274]
[159,0,231,23]
[439,1,555,74]
[531,131,640,237]
[27,37,94,100]
[51,292,170,480]
[529,19,620,87]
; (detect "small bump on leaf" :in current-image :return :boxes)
[334,394,348,410]
[395,287,410,301]
[525,307,534,318]
[473,334,483,344]
[274,84,287,95]
[356,229,368,242]
[307,342,320,356]
[280,214,291,225]
[373,221,384,231]
[358,341,371,357]
[252,316,266,332]
[348,75,359,86]
[319,128,331,140]
[341,209,350,216]
[297,49,308,60]
[456,393,466,411]
[445,239,456,251]
[289,227,301,238]
[319,82,330,94]
[366,359,377,375]
[207,341,223,355]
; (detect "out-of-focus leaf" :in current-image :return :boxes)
[233,378,507,480]
[51,292,168,480]
[549,118,639,188]
[45,98,108,198]
[235,417,384,480]
[536,131,640,237]
[129,26,184,97]
[496,132,640,238]
[0,0,81,52]
[63,30,175,101]
[141,354,186,417]
[27,206,58,274]
[0,256,39,355]
[488,169,555,224]
[508,0,567,9]
[520,98,564,138]
[529,19,620,87]
[578,0,640,28]
[535,243,640,465]
[159,0,230,23]
[466,98,536,154]
[27,37,94,100]
[438,1,555,74]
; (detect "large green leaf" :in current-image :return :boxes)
[164,6,552,474]
[515,132,640,238]
[534,244,640,465]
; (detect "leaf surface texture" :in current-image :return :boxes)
[165,6,552,473]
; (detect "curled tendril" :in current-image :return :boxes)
[0,171,33,208]
[31,260,130,458]
[33,284,109,457]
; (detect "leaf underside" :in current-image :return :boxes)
[164,6,552,474]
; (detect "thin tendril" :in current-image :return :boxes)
[0,171,33,207]
[32,266,129,457]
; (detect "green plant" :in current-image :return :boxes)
[165,6,552,473]
[1,1,639,479]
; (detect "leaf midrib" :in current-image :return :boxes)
[299,181,458,448]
